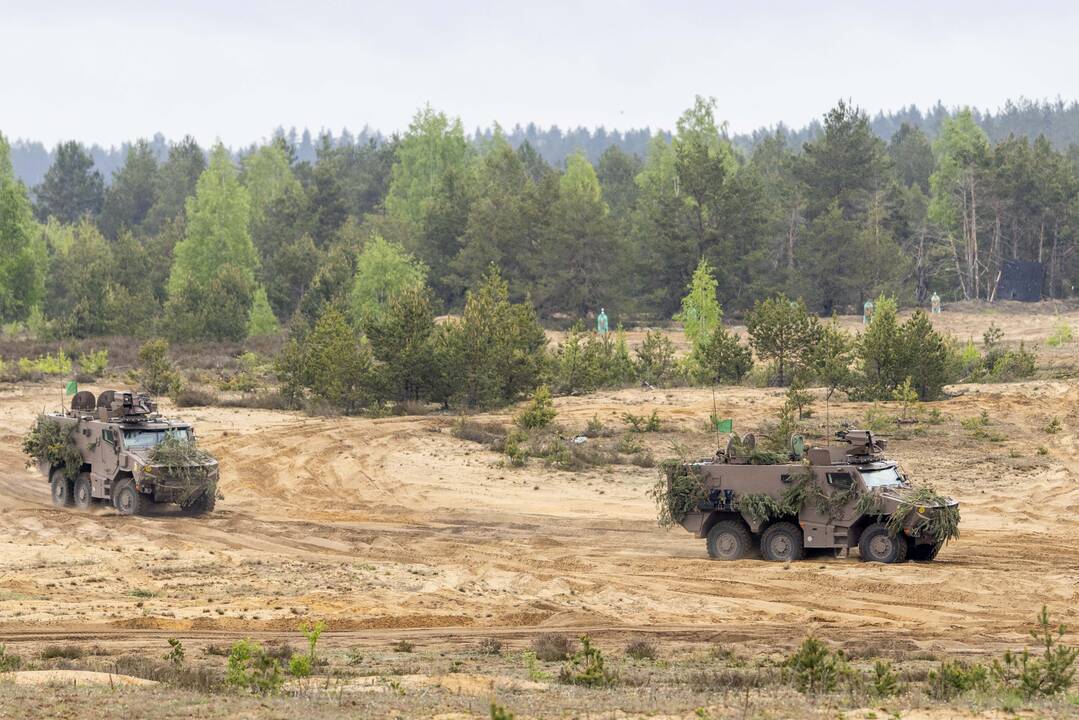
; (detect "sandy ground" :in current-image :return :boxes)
[0,304,1077,669]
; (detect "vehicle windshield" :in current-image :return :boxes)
[122,428,192,449]
[860,466,904,488]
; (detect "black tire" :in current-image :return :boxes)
[73,474,93,510]
[858,523,909,564]
[182,491,216,516]
[760,521,804,562]
[908,540,942,562]
[706,520,752,560]
[114,481,146,516]
[50,469,73,507]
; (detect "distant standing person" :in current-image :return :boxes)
[597,308,609,335]
[931,292,942,314]
[863,299,874,325]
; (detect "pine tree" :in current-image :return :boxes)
[746,295,821,386]
[33,141,104,223]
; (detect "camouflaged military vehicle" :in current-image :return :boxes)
[659,429,959,563]
[25,390,218,516]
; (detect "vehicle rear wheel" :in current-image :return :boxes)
[73,474,93,510]
[50,469,73,507]
[114,481,146,516]
[182,491,216,516]
[858,523,909,563]
[760,521,804,562]
[908,540,942,561]
[706,520,752,560]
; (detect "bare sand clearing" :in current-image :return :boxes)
[6,670,156,686]
[0,305,1077,662]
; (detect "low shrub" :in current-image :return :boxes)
[532,634,575,662]
[1046,320,1073,348]
[452,419,507,447]
[581,415,612,438]
[478,638,502,656]
[559,636,616,687]
[0,644,23,672]
[225,639,283,695]
[264,641,294,663]
[216,391,291,410]
[164,638,185,666]
[516,385,557,429]
[551,324,636,394]
[689,667,780,691]
[992,606,1078,698]
[623,410,661,432]
[18,351,73,377]
[871,659,900,698]
[107,654,222,693]
[173,387,219,407]
[76,349,109,377]
[625,639,657,660]
[785,637,844,695]
[41,644,85,660]
[134,339,183,397]
[392,640,414,653]
[635,331,677,386]
[927,659,990,699]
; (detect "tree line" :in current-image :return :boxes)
[12,97,1079,188]
[3,96,1079,348]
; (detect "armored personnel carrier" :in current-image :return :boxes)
[24,389,218,516]
[661,429,959,563]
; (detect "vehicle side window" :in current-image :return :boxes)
[826,472,853,489]
[103,429,115,445]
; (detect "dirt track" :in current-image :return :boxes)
[1,308,1078,660]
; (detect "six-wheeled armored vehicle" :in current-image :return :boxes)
[664,429,959,563]
[27,389,218,516]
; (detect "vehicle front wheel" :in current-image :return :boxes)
[706,520,752,560]
[908,540,942,561]
[114,482,146,516]
[859,523,909,563]
[182,491,216,516]
[73,474,93,510]
[760,521,804,562]
[50,469,73,507]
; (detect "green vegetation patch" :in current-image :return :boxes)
[652,461,706,529]
[883,484,960,544]
[22,416,82,481]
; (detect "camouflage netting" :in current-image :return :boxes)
[22,417,82,481]
[884,485,961,545]
[737,472,811,524]
[653,461,706,529]
[149,436,217,504]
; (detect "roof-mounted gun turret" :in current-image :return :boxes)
[836,428,887,461]
[69,389,159,422]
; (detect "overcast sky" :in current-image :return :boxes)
[3,0,1077,148]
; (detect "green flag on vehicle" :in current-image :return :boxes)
[714,417,733,433]
[65,380,78,396]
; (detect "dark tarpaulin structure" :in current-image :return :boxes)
[995,260,1044,302]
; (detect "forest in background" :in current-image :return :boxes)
[4,95,1079,347]
[9,97,1079,187]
